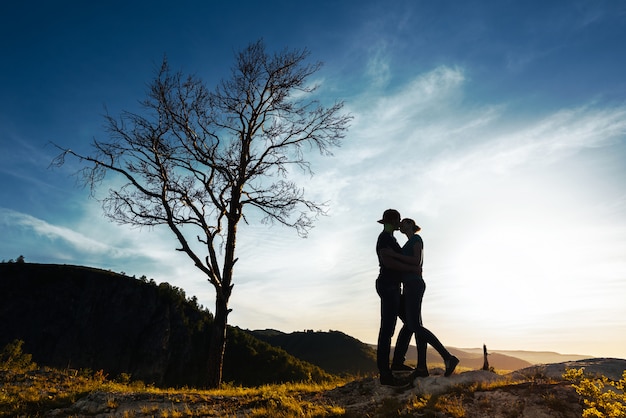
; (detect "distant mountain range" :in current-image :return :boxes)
[453,347,592,365]
[0,262,595,387]
[383,345,591,372]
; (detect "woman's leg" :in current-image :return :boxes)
[403,279,428,372]
[412,279,451,360]
[413,279,459,376]
[409,278,459,376]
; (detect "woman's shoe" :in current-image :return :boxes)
[444,356,459,377]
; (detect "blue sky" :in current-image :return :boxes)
[1,1,625,358]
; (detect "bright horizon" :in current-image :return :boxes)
[1,1,625,359]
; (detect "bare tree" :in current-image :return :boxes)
[52,40,351,388]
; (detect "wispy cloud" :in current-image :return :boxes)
[426,104,626,182]
[0,208,113,255]
[0,203,214,297]
[363,66,466,129]
[365,41,391,87]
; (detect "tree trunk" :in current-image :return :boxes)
[207,292,229,388]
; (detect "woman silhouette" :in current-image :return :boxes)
[388,218,459,378]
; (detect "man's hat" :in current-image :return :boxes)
[377,209,400,224]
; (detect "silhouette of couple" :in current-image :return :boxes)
[375,209,459,386]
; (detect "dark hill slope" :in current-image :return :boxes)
[0,263,330,387]
[0,263,209,386]
[251,329,378,375]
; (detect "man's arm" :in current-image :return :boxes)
[380,248,421,266]
[378,251,421,273]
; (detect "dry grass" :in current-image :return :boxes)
[0,363,592,417]
[0,365,350,417]
[0,340,603,417]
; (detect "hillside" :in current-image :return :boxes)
[250,329,378,376]
[0,262,334,387]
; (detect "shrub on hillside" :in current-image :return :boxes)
[564,368,626,417]
[0,339,37,371]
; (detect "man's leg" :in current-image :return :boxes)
[376,280,401,381]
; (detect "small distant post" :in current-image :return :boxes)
[482,344,490,371]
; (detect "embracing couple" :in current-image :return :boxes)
[375,208,459,387]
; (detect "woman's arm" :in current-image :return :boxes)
[379,251,421,272]
[380,248,421,266]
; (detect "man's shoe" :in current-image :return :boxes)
[410,368,429,378]
[380,374,410,387]
[444,356,459,377]
[391,363,414,372]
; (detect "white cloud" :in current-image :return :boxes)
[355,66,466,139]
[0,207,113,255]
[424,104,626,184]
[366,41,391,87]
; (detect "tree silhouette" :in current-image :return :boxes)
[51,40,351,387]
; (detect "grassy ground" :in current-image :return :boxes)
[3,340,622,417]
[0,364,588,417]
[0,365,350,417]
